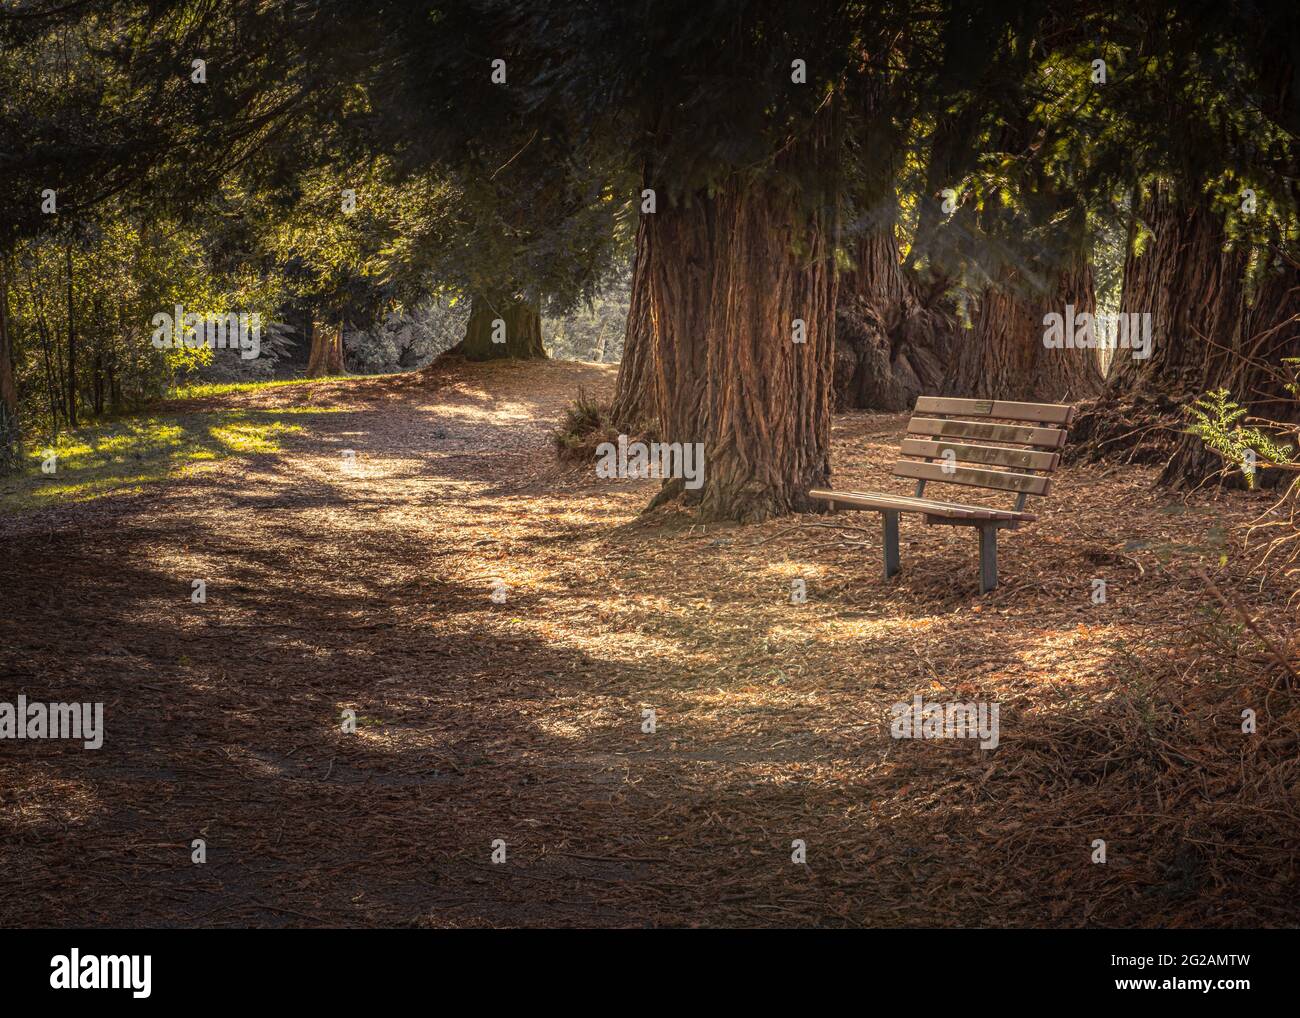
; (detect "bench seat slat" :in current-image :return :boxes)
[898,438,1060,472]
[892,460,1052,496]
[914,396,1075,425]
[906,417,1067,449]
[808,488,1036,521]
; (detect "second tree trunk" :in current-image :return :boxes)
[452,295,546,361]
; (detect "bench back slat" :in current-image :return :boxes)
[896,396,1073,506]
[898,438,1060,472]
[893,459,1052,496]
[914,396,1075,426]
[905,417,1067,449]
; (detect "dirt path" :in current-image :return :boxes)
[0,359,1290,927]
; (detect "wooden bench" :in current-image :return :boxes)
[809,396,1075,593]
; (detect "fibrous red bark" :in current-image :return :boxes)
[834,217,954,411]
[1107,185,1246,399]
[1073,184,1249,466]
[1160,261,1300,486]
[943,257,1102,402]
[609,219,656,431]
[645,119,839,522]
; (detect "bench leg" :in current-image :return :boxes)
[978,524,998,593]
[882,511,900,579]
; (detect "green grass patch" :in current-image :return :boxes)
[0,410,313,514]
[169,375,359,401]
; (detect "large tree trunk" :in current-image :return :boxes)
[943,257,1102,401]
[1158,29,1300,487]
[834,217,954,411]
[1107,185,1246,399]
[1160,261,1300,486]
[1073,185,1247,464]
[835,66,954,411]
[306,317,345,377]
[1035,260,1105,400]
[609,219,656,431]
[448,294,545,360]
[0,255,20,474]
[645,122,839,522]
[1140,40,1296,468]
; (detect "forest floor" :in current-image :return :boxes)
[2,358,1297,928]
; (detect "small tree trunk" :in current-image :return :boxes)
[609,219,657,431]
[302,315,314,370]
[65,244,77,428]
[449,295,546,360]
[26,260,64,430]
[0,255,20,474]
[34,305,59,433]
[328,317,345,374]
[108,347,119,413]
[110,299,123,413]
[92,296,104,416]
[306,317,345,377]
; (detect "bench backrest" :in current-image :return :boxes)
[893,396,1075,509]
